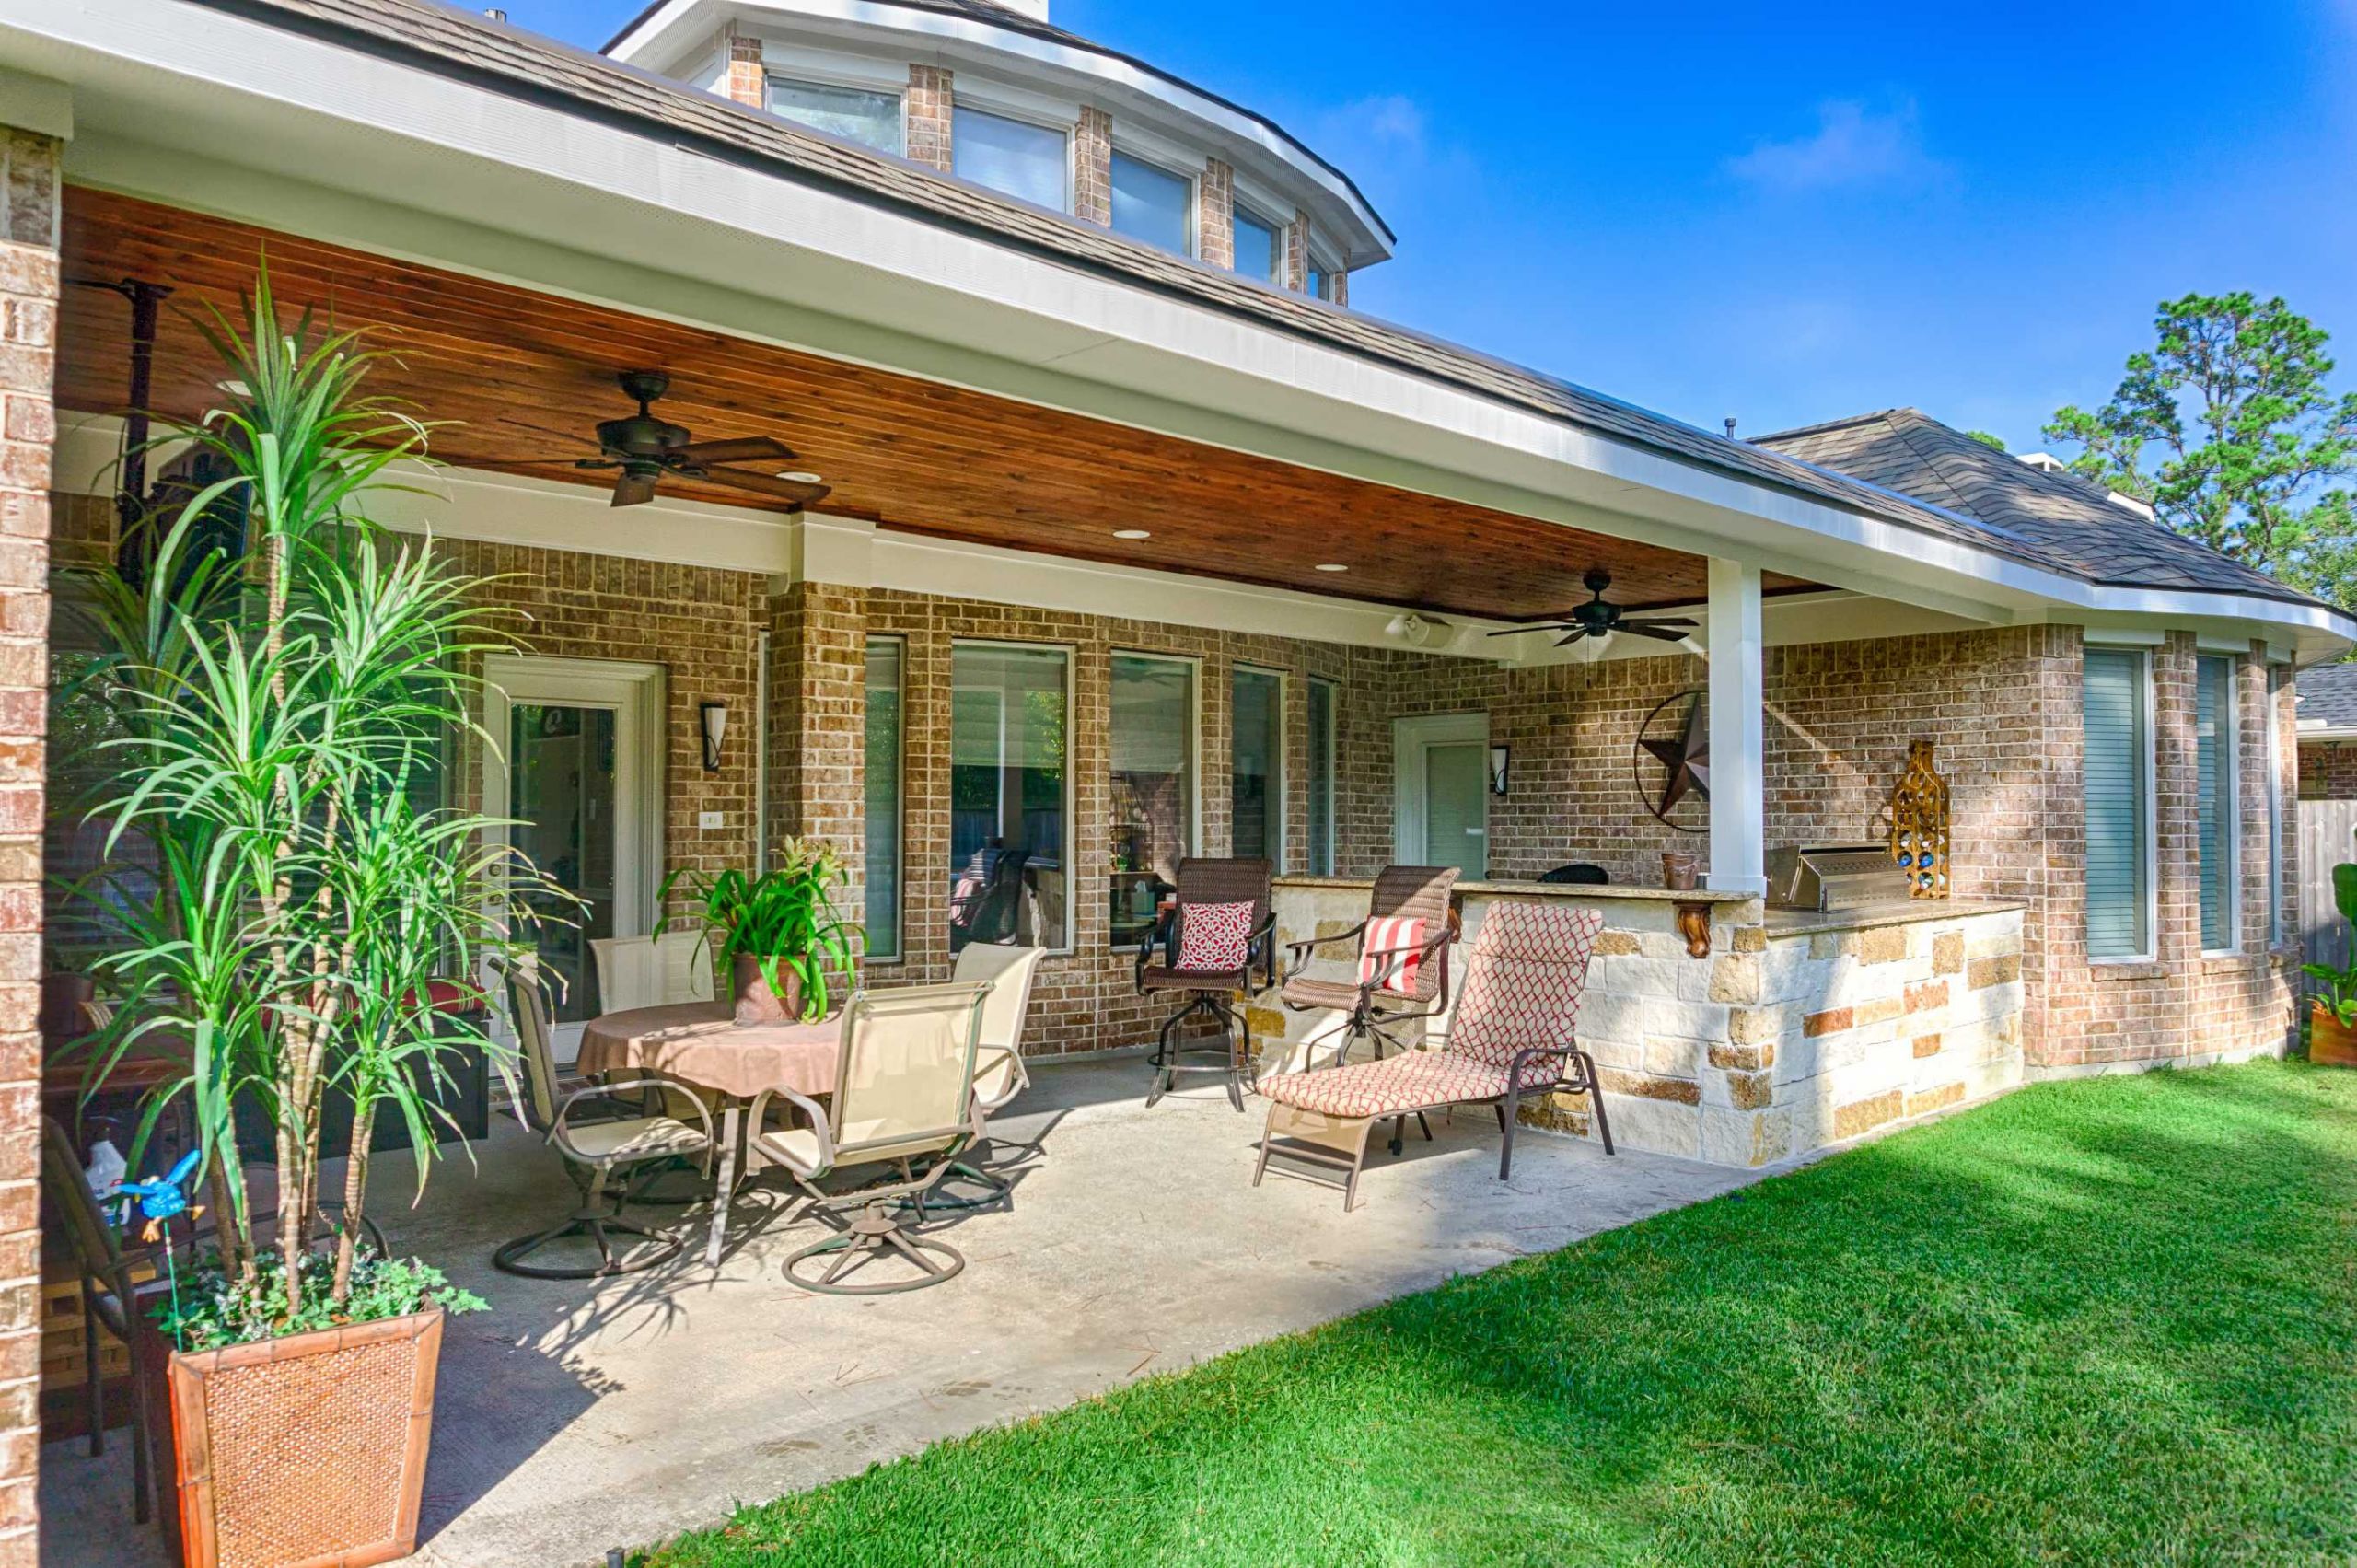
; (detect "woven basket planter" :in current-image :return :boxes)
[167,1307,444,1568]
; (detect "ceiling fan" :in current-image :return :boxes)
[482,370,832,510]
[1486,568,1698,648]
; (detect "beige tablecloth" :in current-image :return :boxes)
[575,1003,842,1099]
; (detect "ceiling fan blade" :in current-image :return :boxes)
[456,453,617,469]
[675,436,795,466]
[1487,623,1574,637]
[501,419,609,452]
[1552,629,1592,647]
[1620,615,1698,630]
[610,470,658,509]
[1619,623,1696,643]
[692,466,832,507]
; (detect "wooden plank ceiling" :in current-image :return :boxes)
[56,189,1812,619]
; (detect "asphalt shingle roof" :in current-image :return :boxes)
[2299,662,2357,728]
[184,0,2341,621]
[1755,408,2325,608]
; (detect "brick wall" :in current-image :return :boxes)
[906,65,954,172]
[0,127,57,1567]
[2299,738,2357,798]
[1074,106,1112,227]
[723,29,764,110]
[1196,158,1234,271]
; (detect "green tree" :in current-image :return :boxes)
[1966,430,2007,451]
[2044,291,2357,601]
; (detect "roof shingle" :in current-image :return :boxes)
[2299,662,2357,728]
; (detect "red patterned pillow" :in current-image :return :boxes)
[1359,916,1428,995]
[1175,900,1255,972]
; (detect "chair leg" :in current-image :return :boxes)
[1225,1002,1248,1113]
[1415,1112,1433,1143]
[1499,1097,1518,1180]
[1579,1051,1616,1156]
[81,1290,103,1458]
[124,1328,152,1527]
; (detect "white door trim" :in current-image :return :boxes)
[1393,712,1490,875]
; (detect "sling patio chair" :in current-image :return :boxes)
[493,961,716,1279]
[1254,901,1613,1211]
[1134,856,1277,1111]
[41,1116,159,1525]
[746,981,993,1295]
[922,939,1050,1209]
[1277,864,1460,1073]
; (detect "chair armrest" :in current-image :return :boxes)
[1249,909,1280,989]
[552,1076,715,1164]
[1132,906,1178,993]
[1504,1043,1579,1093]
[747,1084,837,1173]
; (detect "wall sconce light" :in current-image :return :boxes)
[700,701,727,772]
[1489,744,1511,798]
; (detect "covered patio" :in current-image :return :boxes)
[41,1057,1752,1568]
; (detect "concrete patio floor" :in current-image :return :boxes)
[41,1056,1756,1568]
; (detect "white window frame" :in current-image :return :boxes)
[2196,652,2242,957]
[1107,144,1199,258]
[1231,664,1288,871]
[1392,712,1490,878]
[863,633,907,966]
[1307,674,1340,876]
[1110,648,1204,854]
[949,637,1077,956]
[2083,639,2158,966]
[951,97,1075,214]
[2267,660,2286,947]
[1230,198,1285,284]
[763,70,906,156]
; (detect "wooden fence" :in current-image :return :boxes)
[2297,800,2357,995]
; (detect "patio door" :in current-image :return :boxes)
[483,656,667,1060]
[1394,714,1490,877]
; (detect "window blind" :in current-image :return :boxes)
[2083,648,2150,958]
[2196,655,2235,950]
[864,638,903,961]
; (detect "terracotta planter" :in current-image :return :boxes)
[732,952,804,1026]
[167,1306,444,1568]
[2312,999,2357,1068]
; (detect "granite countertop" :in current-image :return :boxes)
[1760,898,2027,937]
[1270,875,1754,904]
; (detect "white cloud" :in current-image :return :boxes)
[1726,99,1939,192]
[1316,93,1429,158]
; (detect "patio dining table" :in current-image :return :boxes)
[576,1003,842,1266]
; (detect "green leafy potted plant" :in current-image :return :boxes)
[60,266,559,1568]
[658,841,863,1024]
[2302,862,2357,1068]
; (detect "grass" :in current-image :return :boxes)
[639,1061,2357,1566]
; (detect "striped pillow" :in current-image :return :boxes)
[1358,916,1428,996]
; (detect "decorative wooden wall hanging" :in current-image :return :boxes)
[1886,739,1951,900]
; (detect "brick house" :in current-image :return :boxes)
[3,1,2354,1551]
[2296,661,2357,799]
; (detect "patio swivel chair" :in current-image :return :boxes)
[922,940,1050,1209]
[746,981,992,1295]
[1255,902,1613,1210]
[493,962,716,1279]
[1278,865,1460,1073]
[1135,857,1276,1111]
[588,930,716,1014]
[41,1116,157,1525]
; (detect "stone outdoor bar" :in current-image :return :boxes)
[1258,878,2027,1166]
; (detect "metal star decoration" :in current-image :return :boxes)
[1639,691,1711,818]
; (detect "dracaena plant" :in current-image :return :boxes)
[57,261,565,1334]
[656,841,864,1022]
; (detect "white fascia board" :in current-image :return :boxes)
[2297,725,2357,743]
[12,0,2352,666]
[607,0,1394,262]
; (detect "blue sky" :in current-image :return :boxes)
[513,0,2357,450]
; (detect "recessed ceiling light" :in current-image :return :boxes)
[1113,528,1152,540]
[776,471,823,483]
[1314,563,1350,573]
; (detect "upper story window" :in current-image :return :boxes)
[1305,263,1330,300]
[767,75,902,156]
[1232,204,1282,283]
[1110,150,1193,257]
[954,105,1068,211]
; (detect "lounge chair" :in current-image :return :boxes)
[492,962,716,1278]
[747,981,992,1294]
[1255,902,1612,1210]
[1134,856,1276,1110]
[1277,864,1459,1070]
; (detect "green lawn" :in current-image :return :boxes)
[639,1061,2357,1567]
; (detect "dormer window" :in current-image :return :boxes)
[1231,204,1281,283]
[1305,263,1329,300]
[1110,150,1193,257]
[767,75,902,156]
[954,105,1068,211]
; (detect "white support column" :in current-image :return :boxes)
[1707,558,1767,895]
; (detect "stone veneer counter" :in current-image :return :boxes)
[1260,877,2027,1168]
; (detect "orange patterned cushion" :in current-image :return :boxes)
[1259,1050,1561,1119]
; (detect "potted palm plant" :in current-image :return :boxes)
[658,842,863,1024]
[61,266,560,1568]
[2303,862,2357,1068]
